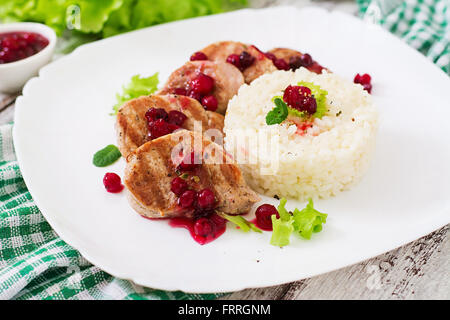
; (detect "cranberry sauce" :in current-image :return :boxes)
[166,150,229,245]
[169,214,227,245]
[266,51,326,74]
[0,32,49,64]
[145,107,187,140]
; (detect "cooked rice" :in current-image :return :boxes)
[224,68,379,200]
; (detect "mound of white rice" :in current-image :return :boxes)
[224,68,379,200]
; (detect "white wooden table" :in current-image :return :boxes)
[1,0,448,300]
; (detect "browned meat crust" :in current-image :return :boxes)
[116,94,224,158]
[158,61,244,114]
[201,41,276,83]
[124,130,260,219]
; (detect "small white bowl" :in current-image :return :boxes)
[0,22,57,93]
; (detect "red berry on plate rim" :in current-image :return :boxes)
[354,73,373,93]
[103,173,124,193]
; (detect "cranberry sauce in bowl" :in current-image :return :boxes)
[0,23,56,93]
[0,31,49,64]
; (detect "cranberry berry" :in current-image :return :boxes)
[178,152,199,171]
[173,87,188,96]
[239,51,255,70]
[187,89,202,102]
[170,177,188,196]
[193,218,214,237]
[289,56,303,71]
[197,189,216,210]
[226,51,255,71]
[283,85,317,115]
[255,204,279,231]
[264,52,277,62]
[168,110,187,126]
[189,73,215,95]
[299,53,313,68]
[190,51,208,61]
[103,173,124,193]
[354,73,372,93]
[201,95,218,111]
[145,108,168,123]
[274,58,290,71]
[178,190,197,209]
[226,54,241,69]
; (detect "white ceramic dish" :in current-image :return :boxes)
[13,7,450,293]
[0,22,56,93]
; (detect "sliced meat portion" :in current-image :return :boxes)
[116,94,224,158]
[158,61,244,114]
[268,48,329,74]
[200,41,276,83]
[124,130,260,219]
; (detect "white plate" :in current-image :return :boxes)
[13,7,450,293]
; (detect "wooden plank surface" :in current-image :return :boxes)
[1,0,449,300]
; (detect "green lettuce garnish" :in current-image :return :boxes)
[270,198,294,246]
[270,198,327,247]
[292,198,328,240]
[0,0,248,38]
[219,213,262,233]
[112,73,159,115]
[297,81,328,119]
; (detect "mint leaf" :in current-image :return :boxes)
[93,145,122,167]
[219,213,262,233]
[266,97,288,125]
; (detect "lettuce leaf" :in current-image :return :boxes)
[297,81,328,119]
[270,198,294,247]
[112,73,159,115]
[0,0,248,38]
[270,197,327,246]
[292,198,327,240]
[270,214,294,247]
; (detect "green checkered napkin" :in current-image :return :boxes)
[1,0,449,300]
[0,124,220,300]
[357,0,449,74]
